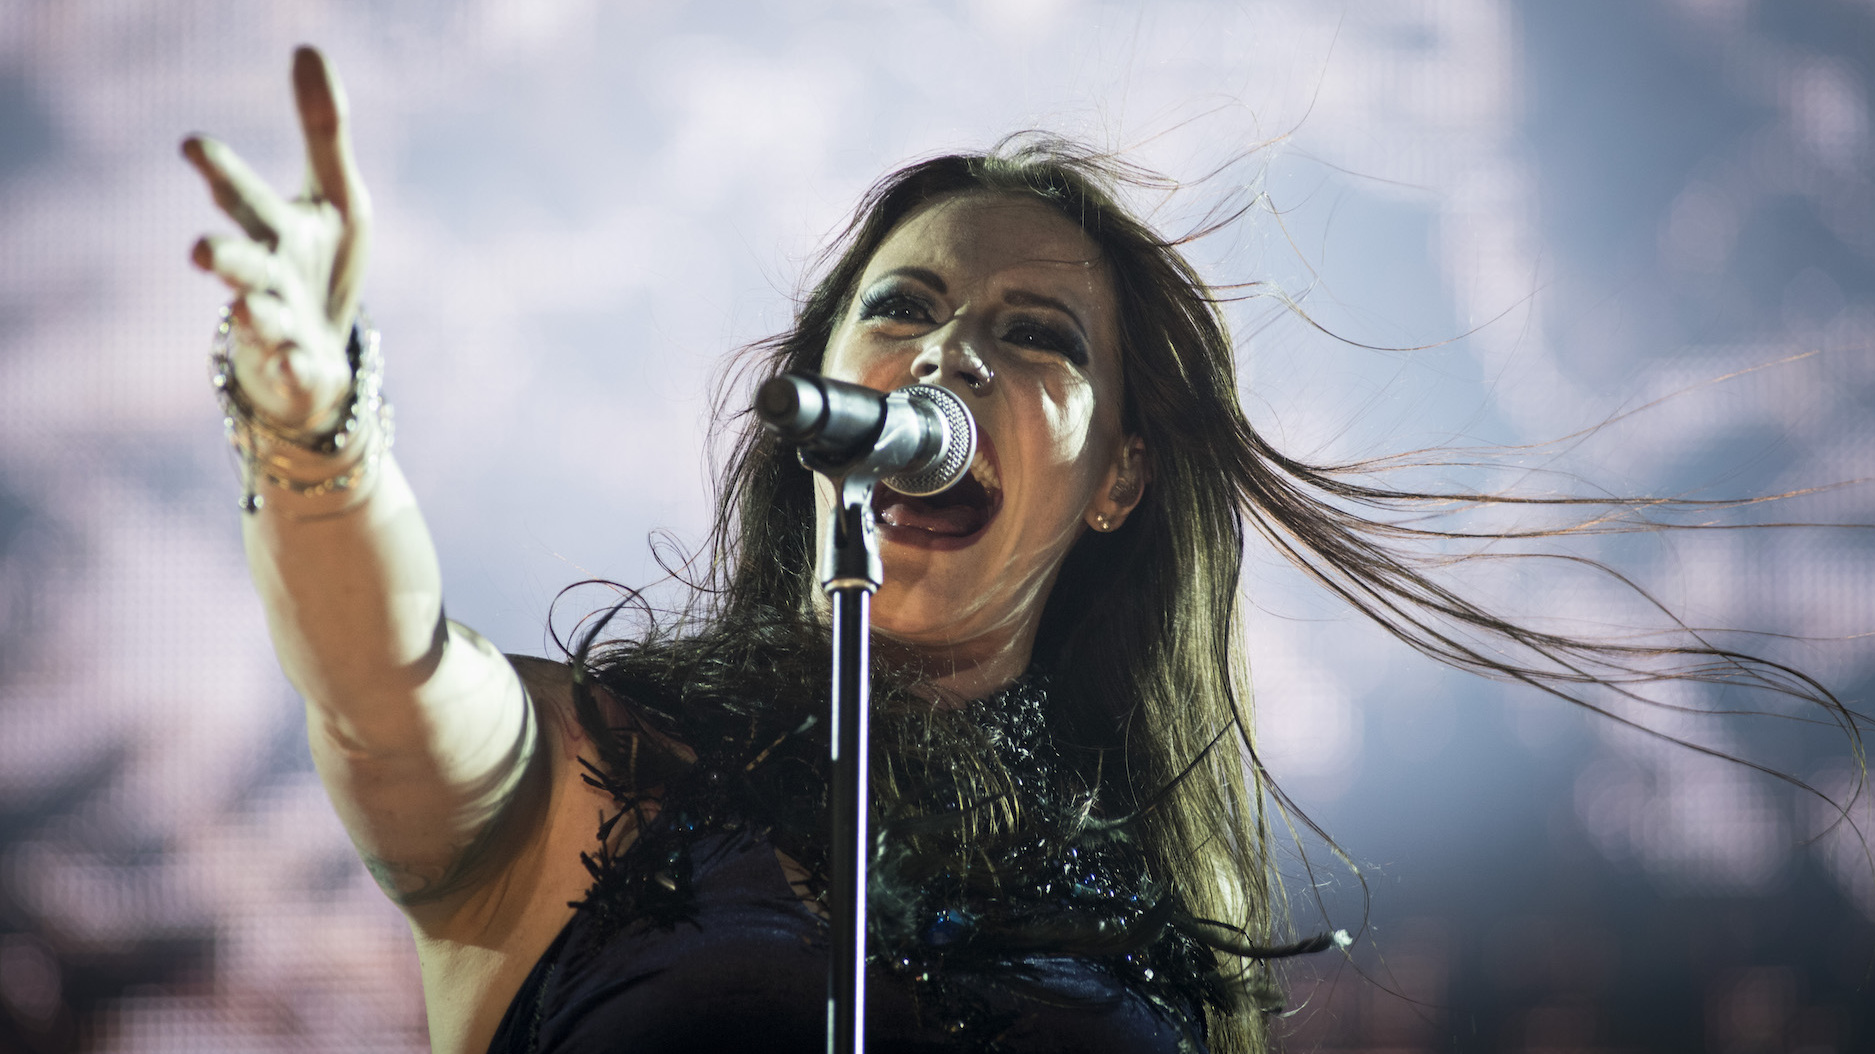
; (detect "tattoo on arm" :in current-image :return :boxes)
[358,751,545,908]
[361,844,491,908]
[355,651,552,909]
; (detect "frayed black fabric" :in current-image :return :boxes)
[534,647,1310,1050]
[480,598,1331,1052]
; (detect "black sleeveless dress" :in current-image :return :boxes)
[486,670,1235,1053]
[485,830,1207,1053]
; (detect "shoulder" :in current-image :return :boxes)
[406,658,629,948]
[506,655,584,762]
[408,657,629,1052]
[508,653,574,700]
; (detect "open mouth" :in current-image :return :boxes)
[872,431,1003,550]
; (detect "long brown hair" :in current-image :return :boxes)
[597,134,1863,1054]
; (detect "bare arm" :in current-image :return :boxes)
[186,47,535,920]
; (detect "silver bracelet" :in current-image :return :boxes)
[209,306,395,514]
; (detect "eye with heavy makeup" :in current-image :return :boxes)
[854,279,1091,367]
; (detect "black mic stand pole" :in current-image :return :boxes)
[757,372,974,1054]
[821,472,882,1054]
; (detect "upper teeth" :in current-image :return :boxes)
[968,450,999,492]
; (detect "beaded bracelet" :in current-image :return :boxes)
[208,306,395,514]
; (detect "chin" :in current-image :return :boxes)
[868,578,973,639]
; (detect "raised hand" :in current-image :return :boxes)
[185,46,372,434]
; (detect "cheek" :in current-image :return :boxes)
[1032,370,1101,474]
[820,324,900,390]
[819,328,858,382]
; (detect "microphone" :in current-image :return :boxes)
[756,373,976,496]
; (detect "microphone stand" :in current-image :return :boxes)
[819,470,882,1054]
[756,374,974,1054]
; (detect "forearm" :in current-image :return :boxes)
[243,449,449,747]
[242,442,539,887]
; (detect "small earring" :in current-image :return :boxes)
[1092,512,1113,532]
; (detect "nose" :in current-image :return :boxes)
[907,325,994,394]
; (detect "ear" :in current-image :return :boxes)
[1084,435,1148,533]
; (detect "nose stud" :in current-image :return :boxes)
[960,350,993,392]
[912,334,993,392]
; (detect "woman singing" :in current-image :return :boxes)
[182,47,1859,1054]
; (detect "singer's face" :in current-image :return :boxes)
[818,193,1142,692]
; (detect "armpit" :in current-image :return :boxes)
[507,655,696,793]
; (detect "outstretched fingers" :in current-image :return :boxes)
[182,136,291,249]
[293,46,369,221]
[183,47,370,431]
[192,235,295,361]
[193,234,279,295]
[292,45,371,323]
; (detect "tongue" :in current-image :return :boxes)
[877,497,983,536]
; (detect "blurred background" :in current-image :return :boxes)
[1,0,1871,1050]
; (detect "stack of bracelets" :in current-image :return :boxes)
[208,306,393,514]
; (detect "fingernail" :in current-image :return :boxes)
[191,237,213,269]
[184,136,219,168]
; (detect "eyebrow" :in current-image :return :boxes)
[870,267,1089,336]
[874,266,947,293]
[1001,289,1087,336]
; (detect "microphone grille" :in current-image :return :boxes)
[886,385,976,497]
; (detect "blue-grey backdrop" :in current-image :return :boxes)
[0,1,1870,1050]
